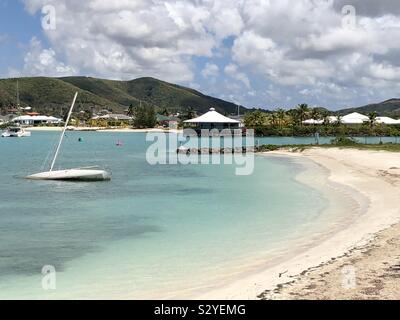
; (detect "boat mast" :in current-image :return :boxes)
[16,80,20,108]
[49,92,78,172]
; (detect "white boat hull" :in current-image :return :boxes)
[26,169,111,181]
[1,130,31,137]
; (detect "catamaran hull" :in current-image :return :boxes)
[1,132,31,138]
[26,169,111,181]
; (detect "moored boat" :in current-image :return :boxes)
[1,127,31,138]
[26,92,111,182]
[26,167,111,181]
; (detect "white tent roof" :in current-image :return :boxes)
[303,113,400,125]
[303,116,338,125]
[341,112,369,124]
[302,119,324,125]
[376,116,400,124]
[184,108,240,124]
[328,116,339,123]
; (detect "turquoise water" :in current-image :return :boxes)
[0,132,356,299]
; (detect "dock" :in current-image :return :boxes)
[177,147,256,154]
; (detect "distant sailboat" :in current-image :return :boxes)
[26,92,111,182]
[1,79,32,138]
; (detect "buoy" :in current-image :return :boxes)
[78,137,82,142]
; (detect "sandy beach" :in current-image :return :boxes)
[25,126,183,133]
[195,148,400,300]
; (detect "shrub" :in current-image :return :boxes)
[331,136,358,146]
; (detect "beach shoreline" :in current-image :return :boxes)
[25,126,183,134]
[194,148,400,300]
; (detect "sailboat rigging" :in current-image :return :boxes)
[26,92,111,181]
[1,79,31,138]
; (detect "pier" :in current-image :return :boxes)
[177,146,256,154]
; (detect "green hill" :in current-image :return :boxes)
[338,99,400,117]
[0,76,243,116]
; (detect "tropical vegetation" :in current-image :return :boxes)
[0,76,240,117]
[244,104,400,137]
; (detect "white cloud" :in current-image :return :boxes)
[201,63,219,78]
[228,0,400,106]
[224,63,251,89]
[18,0,400,108]
[22,0,217,82]
[21,0,247,84]
[19,37,77,77]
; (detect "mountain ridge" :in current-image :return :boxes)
[337,98,400,117]
[1,76,399,118]
[0,76,243,116]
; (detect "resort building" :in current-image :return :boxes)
[90,114,133,126]
[376,117,400,125]
[184,107,241,134]
[229,115,246,128]
[303,119,324,125]
[156,114,179,129]
[341,112,369,124]
[12,115,62,126]
[303,112,400,125]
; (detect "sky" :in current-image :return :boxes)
[0,0,400,110]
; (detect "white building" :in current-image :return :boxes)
[302,119,324,125]
[12,115,62,126]
[376,117,400,125]
[341,112,369,124]
[92,114,132,121]
[184,108,240,130]
[303,112,400,125]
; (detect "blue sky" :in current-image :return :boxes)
[1,0,400,110]
[0,1,44,72]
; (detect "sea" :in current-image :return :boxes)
[0,131,376,298]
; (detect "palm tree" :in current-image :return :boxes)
[270,113,278,127]
[310,108,320,122]
[368,111,378,128]
[335,115,343,127]
[276,108,286,129]
[127,104,135,117]
[244,110,268,128]
[297,103,309,125]
[320,111,330,127]
[181,106,196,121]
[287,109,300,126]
